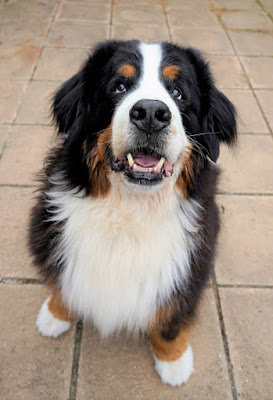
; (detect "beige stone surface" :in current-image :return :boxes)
[46,21,110,48]
[240,56,273,89]
[171,29,234,54]
[0,45,41,80]
[221,11,272,30]
[0,20,49,49]
[113,5,166,26]
[168,9,221,30]
[57,2,111,23]
[220,288,273,400]
[0,80,27,123]
[1,0,57,23]
[212,0,260,10]
[229,31,273,56]
[218,134,273,194]
[16,80,61,125]
[207,55,249,89]
[77,289,232,400]
[111,24,170,42]
[33,47,88,81]
[0,284,75,400]
[0,125,11,153]
[0,125,53,185]
[222,89,269,134]
[216,195,273,285]
[255,90,273,132]
[0,187,38,279]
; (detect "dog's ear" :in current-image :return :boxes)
[185,48,237,162]
[52,70,86,144]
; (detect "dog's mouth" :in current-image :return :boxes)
[111,151,173,186]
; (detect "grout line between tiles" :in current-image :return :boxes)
[0,277,44,285]
[161,0,172,41]
[216,191,273,196]
[218,284,273,289]
[211,269,238,400]
[68,320,83,400]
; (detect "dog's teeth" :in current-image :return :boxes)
[157,157,165,170]
[133,163,137,171]
[149,168,153,173]
[127,153,134,167]
[154,166,158,173]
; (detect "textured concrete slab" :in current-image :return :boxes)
[0,125,53,185]
[240,57,273,89]
[16,80,60,125]
[57,2,111,24]
[0,125,11,154]
[77,289,232,400]
[255,90,273,133]
[168,9,221,30]
[229,31,273,56]
[0,80,27,124]
[0,45,41,80]
[221,10,272,30]
[33,47,87,81]
[218,134,273,194]
[216,195,273,285]
[0,284,75,400]
[113,5,166,26]
[220,288,273,400]
[222,89,269,134]
[0,187,37,279]
[207,55,249,89]
[111,24,170,42]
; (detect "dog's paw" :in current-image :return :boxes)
[153,345,194,387]
[36,297,72,338]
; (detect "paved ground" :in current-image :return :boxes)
[0,0,272,399]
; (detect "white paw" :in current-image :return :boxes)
[36,297,72,338]
[153,345,194,387]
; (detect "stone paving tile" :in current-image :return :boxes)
[221,10,272,30]
[77,289,232,400]
[220,288,273,400]
[33,47,88,81]
[171,29,234,54]
[113,5,166,26]
[166,0,209,10]
[260,0,273,10]
[0,284,75,400]
[0,20,49,49]
[212,0,261,10]
[229,31,273,56]
[0,45,41,80]
[216,195,273,285]
[57,2,111,24]
[1,0,57,23]
[218,134,273,194]
[255,90,273,133]
[46,21,110,48]
[0,80,27,123]
[111,24,170,42]
[0,187,37,279]
[240,56,273,89]
[207,55,249,89]
[168,9,222,30]
[0,125,11,154]
[222,89,269,134]
[16,80,61,125]
[0,125,53,185]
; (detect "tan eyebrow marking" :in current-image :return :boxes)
[119,64,136,78]
[162,65,180,80]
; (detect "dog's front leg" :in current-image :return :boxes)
[36,290,75,338]
[150,323,194,387]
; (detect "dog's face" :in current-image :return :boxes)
[52,40,236,196]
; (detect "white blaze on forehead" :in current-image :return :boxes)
[112,42,188,164]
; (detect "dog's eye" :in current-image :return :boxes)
[116,83,127,93]
[171,88,182,100]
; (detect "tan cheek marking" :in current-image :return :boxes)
[176,144,193,198]
[87,123,112,198]
[119,64,136,78]
[48,292,75,323]
[150,325,193,362]
[162,65,180,80]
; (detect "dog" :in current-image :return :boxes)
[29,40,237,387]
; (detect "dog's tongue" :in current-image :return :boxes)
[133,152,159,167]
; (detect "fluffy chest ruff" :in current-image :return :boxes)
[48,181,200,336]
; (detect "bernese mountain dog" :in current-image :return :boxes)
[29,40,237,387]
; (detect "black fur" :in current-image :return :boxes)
[29,40,237,341]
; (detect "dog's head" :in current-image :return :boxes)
[52,40,237,197]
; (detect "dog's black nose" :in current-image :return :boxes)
[129,100,171,133]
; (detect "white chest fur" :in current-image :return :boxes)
[47,181,200,336]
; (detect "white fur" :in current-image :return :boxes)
[153,345,194,387]
[112,42,189,164]
[46,175,201,337]
[36,296,72,338]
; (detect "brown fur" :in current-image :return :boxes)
[162,65,180,80]
[48,291,75,323]
[119,64,136,78]
[176,145,203,198]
